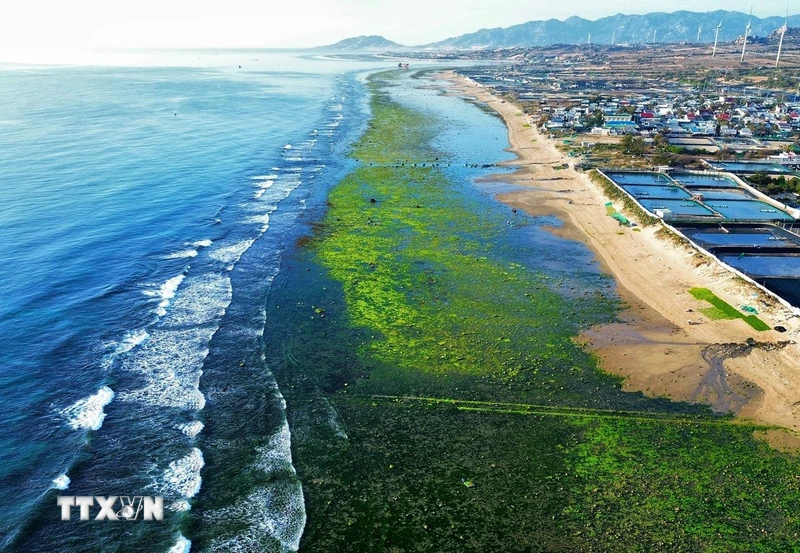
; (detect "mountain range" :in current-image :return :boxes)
[313,35,404,51]
[316,10,799,50]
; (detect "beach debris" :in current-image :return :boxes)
[774,325,787,333]
[604,202,633,226]
[462,479,475,488]
[610,212,631,226]
[741,305,758,315]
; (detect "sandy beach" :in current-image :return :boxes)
[442,71,800,441]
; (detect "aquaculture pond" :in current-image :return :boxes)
[638,199,718,217]
[691,188,753,201]
[605,172,674,185]
[712,162,795,174]
[621,184,692,199]
[704,200,795,221]
[720,253,800,278]
[672,174,740,188]
[263,71,800,552]
[685,230,800,248]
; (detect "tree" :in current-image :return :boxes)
[620,135,645,156]
[584,109,604,128]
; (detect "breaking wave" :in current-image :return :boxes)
[60,386,115,431]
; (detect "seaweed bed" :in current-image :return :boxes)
[263,72,800,552]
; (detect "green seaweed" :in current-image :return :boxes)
[262,72,800,553]
[564,419,800,552]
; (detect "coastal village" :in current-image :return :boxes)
[449,38,800,315]
[438,34,800,427]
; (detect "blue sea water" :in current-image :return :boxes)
[0,51,394,551]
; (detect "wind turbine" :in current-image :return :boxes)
[776,5,789,68]
[712,19,723,57]
[740,7,752,63]
[697,25,703,43]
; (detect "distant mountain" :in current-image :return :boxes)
[315,35,406,51]
[768,26,800,45]
[420,10,800,49]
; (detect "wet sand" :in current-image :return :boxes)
[440,71,800,440]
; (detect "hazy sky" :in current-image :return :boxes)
[0,0,794,52]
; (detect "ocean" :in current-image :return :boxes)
[0,50,393,552]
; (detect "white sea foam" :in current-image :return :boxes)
[52,474,70,490]
[101,329,150,369]
[61,386,115,431]
[162,448,205,500]
[178,421,205,438]
[283,144,292,149]
[115,329,150,355]
[117,328,213,410]
[253,178,275,199]
[163,249,198,259]
[168,533,192,553]
[254,419,295,476]
[167,500,191,513]
[193,239,213,248]
[161,274,232,328]
[208,239,255,267]
[121,273,233,410]
[142,274,185,316]
[251,174,278,181]
[245,213,271,233]
[205,482,306,553]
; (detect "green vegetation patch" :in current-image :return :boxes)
[565,418,800,552]
[308,77,666,411]
[264,72,800,553]
[689,287,770,331]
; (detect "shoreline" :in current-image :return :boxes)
[442,70,800,440]
[274,69,800,551]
